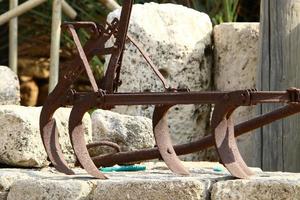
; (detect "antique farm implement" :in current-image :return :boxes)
[40,0,300,179]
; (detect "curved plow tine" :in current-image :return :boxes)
[153,105,189,175]
[69,100,107,179]
[40,102,75,175]
[212,104,253,179]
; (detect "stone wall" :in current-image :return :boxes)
[0,162,300,200]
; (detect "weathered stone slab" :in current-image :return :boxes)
[0,162,300,200]
[0,66,20,105]
[0,162,226,200]
[213,23,260,165]
[8,179,92,200]
[211,172,300,200]
[0,106,92,167]
[90,109,154,156]
[106,3,213,160]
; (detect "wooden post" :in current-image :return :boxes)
[99,0,120,11]
[0,0,46,25]
[9,0,18,73]
[62,1,77,19]
[259,0,300,172]
[0,0,76,25]
[49,0,62,92]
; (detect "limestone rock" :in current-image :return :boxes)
[0,170,31,192]
[1,162,300,200]
[105,3,213,160]
[90,109,154,155]
[8,179,92,200]
[0,66,20,105]
[213,23,260,164]
[0,106,92,167]
[211,172,300,200]
[93,179,207,200]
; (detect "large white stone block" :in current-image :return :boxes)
[211,172,300,200]
[0,106,92,167]
[105,3,213,160]
[0,66,20,105]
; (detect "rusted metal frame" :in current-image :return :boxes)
[103,0,133,93]
[113,51,124,92]
[211,91,254,178]
[39,21,119,175]
[69,95,108,179]
[67,25,99,92]
[152,105,189,175]
[69,90,293,106]
[67,89,300,178]
[87,141,121,153]
[89,101,300,168]
[61,22,99,36]
[38,0,300,179]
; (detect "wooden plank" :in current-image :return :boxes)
[281,1,300,172]
[259,0,300,172]
[9,0,18,73]
[0,0,46,25]
[0,0,76,25]
[49,0,62,92]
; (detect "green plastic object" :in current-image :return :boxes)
[212,165,223,172]
[100,165,146,172]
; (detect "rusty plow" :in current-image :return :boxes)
[40,0,300,179]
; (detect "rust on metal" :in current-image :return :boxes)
[153,105,189,175]
[40,0,300,179]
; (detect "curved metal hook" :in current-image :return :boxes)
[152,105,189,175]
[69,96,107,179]
[40,91,75,175]
[212,103,254,179]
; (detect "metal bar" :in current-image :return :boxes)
[9,0,18,73]
[251,91,290,103]
[91,104,300,167]
[74,91,292,106]
[68,25,99,92]
[49,0,62,92]
[103,0,133,93]
[0,0,46,25]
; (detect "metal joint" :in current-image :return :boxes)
[287,87,300,103]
